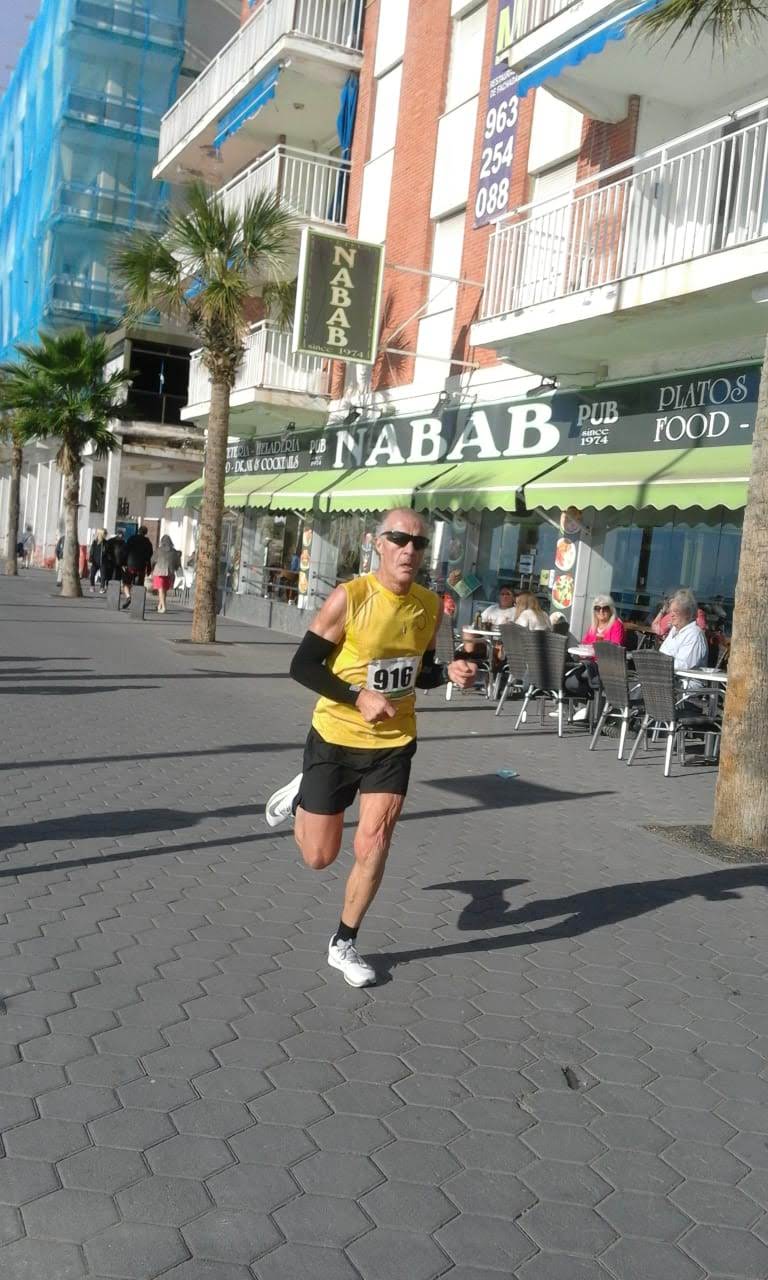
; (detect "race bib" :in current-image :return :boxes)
[366,655,418,700]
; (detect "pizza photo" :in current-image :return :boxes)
[555,538,576,571]
[552,573,574,609]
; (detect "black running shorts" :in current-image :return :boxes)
[299,727,417,816]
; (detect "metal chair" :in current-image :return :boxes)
[513,632,570,737]
[495,624,528,716]
[626,651,721,777]
[590,643,644,760]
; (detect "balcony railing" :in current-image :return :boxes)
[47,275,125,320]
[187,322,330,406]
[72,0,184,46]
[158,0,363,166]
[219,146,350,227]
[65,88,161,136]
[511,0,580,41]
[482,101,768,320]
[58,183,162,230]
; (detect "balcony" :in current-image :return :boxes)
[56,183,162,231]
[472,102,768,376]
[182,322,331,431]
[219,146,349,229]
[46,276,125,324]
[64,88,161,137]
[506,0,766,123]
[154,0,363,184]
[72,0,184,47]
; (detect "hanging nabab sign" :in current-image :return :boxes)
[293,228,385,365]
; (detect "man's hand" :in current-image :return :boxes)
[447,658,477,689]
[355,690,397,723]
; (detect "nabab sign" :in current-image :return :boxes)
[293,228,385,365]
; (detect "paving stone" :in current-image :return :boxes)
[89,1107,176,1150]
[182,1209,282,1262]
[597,1191,691,1241]
[0,1237,88,1279]
[292,1152,381,1198]
[442,1169,535,1218]
[171,1099,251,1138]
[684,1225,768,1277]
[518,1254,614,1280]
[273,1193,370,1247]
[601,1239,705,1280]
[4,1118,89,1161]
[373,1140,461,1185]
[436,1212,536,1270]
[593,1150,682,1195]
[229,1123,316,1166]
[347,1226,451,1280]
[518,1201,617,1255]
[22,1188,118,1243]
[117,1078,197,1112]
[671,1179,761,1228]
[361,1180,456,1232]
[449,1132,533,1174]
[663,1140,749,1184]
[519,1160,612,1207]
[520,1121,606,1163]
[84,1222,188,1278]
[58,1146,148,1194]
[0,1157,60,1205]
[117,1176,212,1226]
[252,1243,362,1280]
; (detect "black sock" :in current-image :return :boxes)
[333,919,358,945]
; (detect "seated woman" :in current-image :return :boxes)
[564,594,625,721]
[514,592,551,631]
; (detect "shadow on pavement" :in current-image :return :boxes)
[7,684,159,696]
[373,867,768,975]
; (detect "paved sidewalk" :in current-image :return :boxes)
[1,572,768,1280]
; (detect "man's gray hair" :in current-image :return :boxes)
[671,588,697,620]
[376,509,430,537]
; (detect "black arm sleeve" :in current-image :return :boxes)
[415,649,447,690]
[289,630,360,706]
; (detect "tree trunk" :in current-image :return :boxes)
[190,376,230,644]
[3,443,22,576]
[712,326,768,851]
[60,466,83,599]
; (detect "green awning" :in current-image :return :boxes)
[326,464,458,513]
[265,468,346,512]
[414,458,567,512]
[167,476,204,509]
[526,445,753,512]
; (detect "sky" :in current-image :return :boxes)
[0,1,42,96]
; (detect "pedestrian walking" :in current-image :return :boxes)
[151,534,181,614]
[265,509,476,987]
[88,529,108,593]
[121,525,153,610]
[54,532,64,587]
[18,525,35,568]
[100,530,125,593]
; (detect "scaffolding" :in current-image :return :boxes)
[0,0,188,362]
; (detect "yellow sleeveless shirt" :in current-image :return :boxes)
[311,574,441,749]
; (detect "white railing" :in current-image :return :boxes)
[511,0,580,41]
[187,322,330,406]
[482,102,768,319]
[158,0,363,166]
[219,146,350,227]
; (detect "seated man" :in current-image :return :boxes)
[659,588,709,672]
[459,584,516,666]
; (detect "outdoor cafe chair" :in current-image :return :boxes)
[512,631,571,737]
[495,624,528,716]
[626,651,721,777]
[589,642,644,760]
[435,612,459,701]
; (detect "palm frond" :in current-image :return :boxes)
[113,232,185,323]
[262,278,298,331]
[640,0,766,44]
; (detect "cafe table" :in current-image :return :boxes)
[677,668,728,685]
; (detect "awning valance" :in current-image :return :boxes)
[514,0,663,98]
[322,464,457,513]
[167,476,204,509]
[525,446,753,512]
[214,64,281,150]
[262,468,343,512]
[414,458,567,512]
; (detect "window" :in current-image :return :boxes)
[370,64,402,160]
[445,2,487,112]
[528,90,582,175]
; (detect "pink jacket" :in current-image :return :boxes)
[583,617,625,646]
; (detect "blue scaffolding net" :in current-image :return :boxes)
[0,0,188,362]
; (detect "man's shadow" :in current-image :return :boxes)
[374,867,768,973]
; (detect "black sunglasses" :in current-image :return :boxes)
[381,531,430,551]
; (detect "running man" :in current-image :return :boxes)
[265,509,476,987]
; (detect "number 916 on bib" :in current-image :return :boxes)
[366,656,418,700]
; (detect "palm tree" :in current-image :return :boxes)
[0,332,131,598]
[0,412,25,576]
[115,182,296,644]
[643,0,768,851]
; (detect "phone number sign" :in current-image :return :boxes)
[474,3,519,229]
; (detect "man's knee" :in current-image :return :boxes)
[300,844,337,871]
[353,828,392,872]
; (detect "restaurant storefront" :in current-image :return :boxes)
[168,361,757,639]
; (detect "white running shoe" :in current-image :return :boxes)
[328,936,376,988]
[265,773,302,828]
[572,705,590,722]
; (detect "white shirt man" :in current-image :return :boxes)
[660,618,708,672]
[481,587,516,627]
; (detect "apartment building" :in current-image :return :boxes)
[0,0,241,565]
[172,0,765,638]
